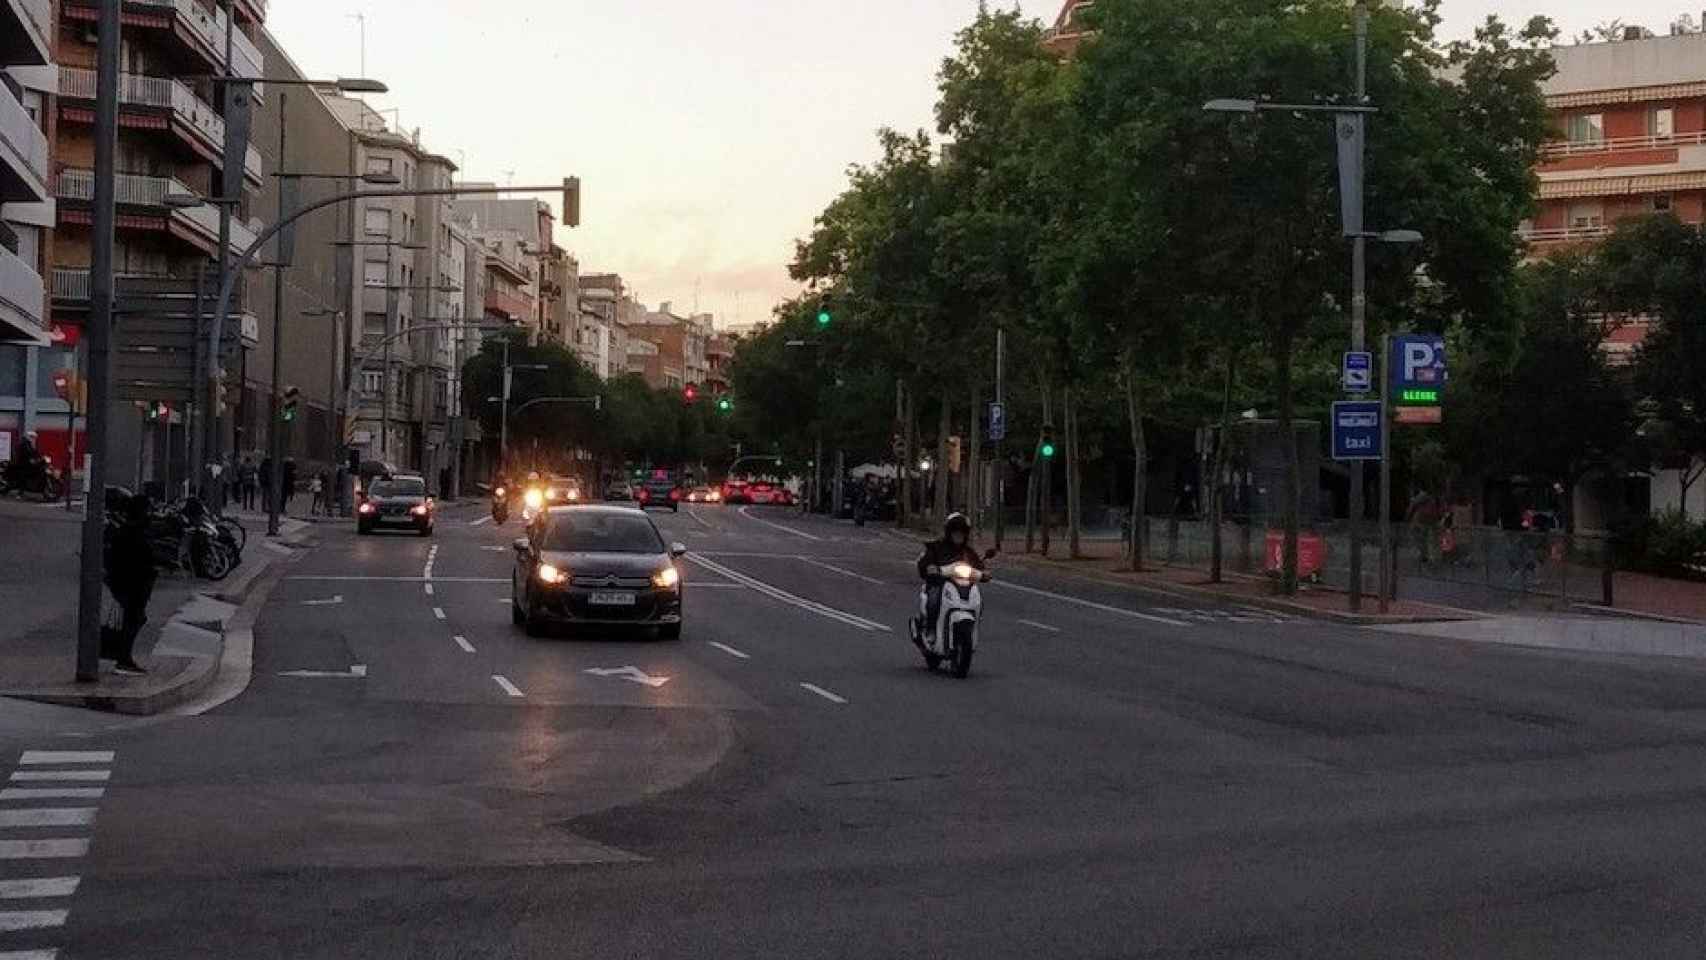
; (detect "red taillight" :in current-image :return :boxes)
[670,488,682,501]
[636,489,649,501]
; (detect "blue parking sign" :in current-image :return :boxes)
[987,402,1007,442]
[1331,401,1382,461]
[1343,351,1372,394]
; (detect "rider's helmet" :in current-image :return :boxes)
[944,512,971,542]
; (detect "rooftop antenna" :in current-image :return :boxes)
[694,277,702,314]
[347,12,367,93]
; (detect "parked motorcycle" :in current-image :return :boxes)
[909,553,995,678]
[0,457,66,501]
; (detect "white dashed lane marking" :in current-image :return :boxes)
[432,607,447,621]
[453,635,476,654]
[1018,619,1061,634]
[799,683,848,705]
[708,642,751,660]
[492,675,524,698]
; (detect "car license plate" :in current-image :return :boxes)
[589,591,636,607]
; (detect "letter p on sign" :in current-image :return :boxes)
[1404,342,1435,382]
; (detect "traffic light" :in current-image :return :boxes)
[1039,424,1057,460]
[716,396,733,413]
[683,384,699,405]
[145,401,170,422]
[816,305,832,327]
[282,385,301,422]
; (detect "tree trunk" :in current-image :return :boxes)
[1209,353,1235,583]
[1024,459,1038,553]
[933,387,952,527]
[1065,386,1082,559]
[1125,365,1147,572]
[1039,385,1054,557]
[966,383,982,528]
[1275,328,1301,596]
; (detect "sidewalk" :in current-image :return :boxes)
[995,534,1477,625]
[0,498,307,713]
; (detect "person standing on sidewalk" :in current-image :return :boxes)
[282,459,298,515]
[237,457,257,511]
[103,494,157,675]
[259,456,274,515]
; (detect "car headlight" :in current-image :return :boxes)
[411,504,429,516]
[567,489,580,501]
[709,491,721,502]
[653,566,680,589]
[536,563,569,585]
[524,489,544,510]
[358,502,375,515]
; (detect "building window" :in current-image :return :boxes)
[365,155,394,176]
[361,371,383,396]
[363,261,388,287]
[363,312,386,336]
[1567,202,1605,229]
[1567,113,1605,144]
[1652,194,1673,213]
[364,208,391,237]
[1650,107,1675,141]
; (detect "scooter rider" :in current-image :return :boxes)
[914,512,985,641]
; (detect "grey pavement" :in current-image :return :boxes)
[6,501,1706,956]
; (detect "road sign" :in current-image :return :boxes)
[113,276,201,403]
[1391,335,1447,396]
[1342,351,1372,394]
[1331,401,1383,461]
[1394,406,1443,425]
[987,402,1007,442]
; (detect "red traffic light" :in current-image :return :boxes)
[683,385,699,404]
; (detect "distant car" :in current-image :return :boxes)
[743,479,793,507]
[357,476,434,536]
[511,505,686,639]
[605,481,634,502]
[685,485,721,504]
[635,471,683,512]
[542,476,582,505]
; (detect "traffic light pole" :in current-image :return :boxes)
[994,327,1005,550]
[266,92,288,537]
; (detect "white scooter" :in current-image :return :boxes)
[910,554,994,678]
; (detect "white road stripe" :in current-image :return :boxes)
[18,752,111,766]
[707,641,751,660]
[0,839,90,860]
[0,951,61,960]
[287,576,508,583]
[0,877,79,900]
[799,682,848,705]
[798,556,883,585]
[492,675,524,698]
[995,581,1192,627]
[7,772,108,783]
[1018,619,1062,633]
[0,789,103,802]
[688,582,745,590]
[432,607,446,620]
[470,515,492,526]
[0,911,68,932]
[684,507,714,530]
[686,555,889,632]
[738,506,823,541]
[0,809,95,829]
[453,635,475,654]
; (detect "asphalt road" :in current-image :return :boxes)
[8,501,1706,957]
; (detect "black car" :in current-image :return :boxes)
[357,476,435,536]
[511,505,686,638]
[635,470,682,512]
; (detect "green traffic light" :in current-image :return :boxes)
[717,398,733,412]
[817,310,832,326]
[1040,443,1056,458]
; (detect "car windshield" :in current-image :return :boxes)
[543,513,663,553]
[369,479,425,498]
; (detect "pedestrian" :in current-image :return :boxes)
[237,456,257,511]
[333,464,348,517]
[310,471,326,516]
[259,456,274,513]
[282,459,298,514]
[102,493,157,675]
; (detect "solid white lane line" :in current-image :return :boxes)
[707,642,751,660]
[0,911,68,932]
[492,675,524,698]
[799,682,848,705]
[0,951,61,960]
[685,507,714,531]
[688,582,745,590]
[798,556,883,585]
[0,877,79,900]
[453,635,476,654]
[18,752,111,766]
[738,506,822,541]
[0,789,103,802]
[0,839,90,860]
[0,809,95,829]
[424,583,434,596]
[686,555,890,632]
[996,581,1192,627]
[432,607,447,620]
[7,772,108,783]
[1018,619,1062,634]
[470,516,492,527]
[286,576,507,583]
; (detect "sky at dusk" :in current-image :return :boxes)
[268,1,1690,329]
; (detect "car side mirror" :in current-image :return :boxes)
[513,537,531,556]
[670,542,688,558]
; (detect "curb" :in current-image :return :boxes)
[1001,553,1481,626]
[1570,602,1706,627]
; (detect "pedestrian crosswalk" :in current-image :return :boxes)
[0,749,115,959]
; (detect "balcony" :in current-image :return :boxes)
[1540,131,1706,162]
[56,168,259,257]
[1520,223,1612,245]
[59,69,263,188]
[0,83,49,205]
[65,0,264,92]
[0,242,47,345]
[231,0,266,26]
[484,288,534,322]
[0,0,52,66]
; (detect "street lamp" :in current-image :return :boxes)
[277,171,402,185]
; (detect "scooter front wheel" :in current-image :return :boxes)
[950,621,975,678]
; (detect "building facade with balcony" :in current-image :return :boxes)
[0,0,55,469]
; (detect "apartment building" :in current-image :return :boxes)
[579,271,639,380]
[450,190,558,342]
[625,301,713,391]
[0,0,52,365]
[705,333,733,394]
[323,95,462,472]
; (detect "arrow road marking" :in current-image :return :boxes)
[584,666,671,688]
[277,665,367,679]
[707,642,750,660]
[300,596,344,606]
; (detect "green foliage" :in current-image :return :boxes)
[1615,509,1706,578]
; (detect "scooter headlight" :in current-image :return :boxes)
[494,486,506,498]
[948,562,978,583]
[524,489,545,511]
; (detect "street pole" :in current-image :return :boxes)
[204,1,238,507]
[1378,332,1394,611]
[381,243,396,460]
[499,337,511,473]
[76,0,121,683]
[266,91,288,536]
[1347,1,1369,613]
[327,310,342,510]
[994,326,1006,550]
